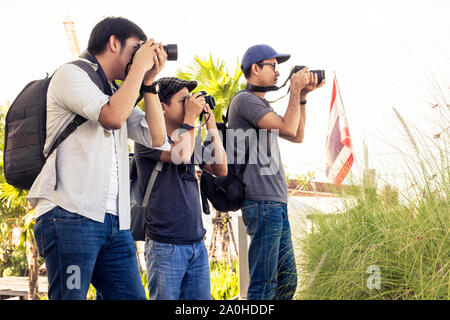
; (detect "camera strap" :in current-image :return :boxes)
[245,67,298,102]
[244,84,278,92]
[79,50,114,96]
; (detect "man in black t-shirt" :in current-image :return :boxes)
[135,77,227,300]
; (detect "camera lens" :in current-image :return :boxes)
[205,96,216,109]
[310,70,325,84]
[292,66,325,83]
[163,44,178,61]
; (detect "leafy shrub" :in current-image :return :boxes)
[210,261,239,300]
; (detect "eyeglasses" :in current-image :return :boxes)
[257,62,279,73]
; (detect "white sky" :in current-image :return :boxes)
[1,0,449,189]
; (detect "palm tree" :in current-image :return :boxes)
[176,55,244,264]
[175,54,245,122]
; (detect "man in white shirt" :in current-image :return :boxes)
[28,16,169,300]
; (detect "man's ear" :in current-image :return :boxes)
[161,102,168,114]
[251,63,260,76]
[109,35,120,53]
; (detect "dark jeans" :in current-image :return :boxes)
[241,200,297,300]
[33,206,146,300]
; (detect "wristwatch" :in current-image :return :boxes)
[141,81,160,94]
[180,123,195,131]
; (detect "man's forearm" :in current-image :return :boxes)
[285,92,307,142]
[103,65,146,129]
[201,127,227,177]
[208,128,227,169]
[144,92,166,147]
[296,93,307,140]
[280,91,301,137]
[160,129,195,164]
[292,105,306,142]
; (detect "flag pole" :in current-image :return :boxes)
[308,172,320,206]
[333,71,356,162]
[333,71,348,114]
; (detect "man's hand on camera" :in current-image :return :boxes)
[301,72,325,98]
[203,105,217,130]
[183,92,206,126]
[290,67,310,95]
[132,38,158,73]
[143,42,167,85]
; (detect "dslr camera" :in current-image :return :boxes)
[161,44,178,61]
[293,66,325,84]
[199,91,215,120]
[126,43,177,78]
[131,43,178,61]
[199,91,215,110]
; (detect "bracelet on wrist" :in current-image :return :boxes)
[300,100,307,105]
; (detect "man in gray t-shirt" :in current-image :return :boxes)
[228,90,288,204]
[229,44,323,300]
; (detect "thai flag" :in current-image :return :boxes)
[326,76,354,185]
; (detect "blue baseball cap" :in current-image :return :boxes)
[241,44,290,70]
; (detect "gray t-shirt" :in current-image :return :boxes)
[227,90,288,204]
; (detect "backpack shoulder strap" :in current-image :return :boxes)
[46,59,102,159]
[222,89,247,125]
[221,89,252,174]
[142,161,164,207]
[68,60,104,92]
[46,115,86,160]
[48,59,108,190]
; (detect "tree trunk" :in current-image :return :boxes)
[220,214,229,262]
[209,211,233,263]
[26,236,39,300]
[136,242,143,274]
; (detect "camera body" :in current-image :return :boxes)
[131,43,178,61]
[199,91,216,110]
[199,91,215,119]
[293,65,325,84]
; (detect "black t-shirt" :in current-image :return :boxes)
[134,138,206,244]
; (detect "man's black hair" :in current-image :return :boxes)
[242,60,263,79]
[88,17,147,55]
[243,66,252,79]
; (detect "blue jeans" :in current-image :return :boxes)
[241,200,297,300]
[145,239,211,300]
[33,206,146,300]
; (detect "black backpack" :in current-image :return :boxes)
[129,152,163,241]
[3,55,106,190]
[200,91,248,214]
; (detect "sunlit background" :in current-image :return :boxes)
[1,0,449,190]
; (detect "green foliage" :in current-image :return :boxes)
[286,171,315,191]
[210,261,239,300]
[175,54,245,122]
[141,269,149,299]
[1,245,27,277]
[298,188,449,300]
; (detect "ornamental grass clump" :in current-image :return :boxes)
[297,92,449,300]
